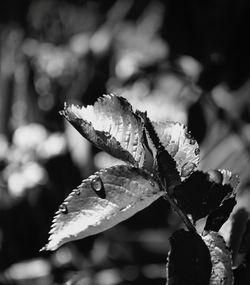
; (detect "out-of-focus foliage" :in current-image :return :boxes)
[0,0,250,284]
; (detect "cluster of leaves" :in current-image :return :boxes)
[43,94,241,284]
[43,94,199,250]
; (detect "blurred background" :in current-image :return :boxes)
[1,0,250,284]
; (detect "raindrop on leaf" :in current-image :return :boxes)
[194,148,200,155]
[91,176,106,198]
[91,176,102,191]
[189,139,196,145]
[59,203,68,214]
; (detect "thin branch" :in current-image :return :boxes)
[164,191,196,233]
[156,175,196,232]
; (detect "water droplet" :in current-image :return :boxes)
[185,132,192,139]
[194,148,200,155]
[91,176,106,198]
[189,139,196,145]
[91,176,102,191]
[59,203,68,214]
[181,162,196,177]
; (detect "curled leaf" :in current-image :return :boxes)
[204,169,239,232]
[202,232,234,285]
[152,121,200,179]
[42,165,163,251]
[60,94,145,167]
[204,198,236,232]
[174,171,234,223]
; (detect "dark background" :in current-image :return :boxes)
[0,0,250,284]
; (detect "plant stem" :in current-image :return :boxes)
[155,171,196,232]
[166,192,196,232]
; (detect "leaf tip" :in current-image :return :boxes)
[39,245,48,252]
[40,237,59,252]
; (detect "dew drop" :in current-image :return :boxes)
[185,132,192,139]
[91,176,106,198]
[194,148,200,155]
[91,176,102,191]
[59,203,68,214]
[181,162,196,177]
[189,139,196,145]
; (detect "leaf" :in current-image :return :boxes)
[174,171,234,222]
[204,198,236,232]
[152,121,200,179]
[204,170,239,232]
[156,147,181,191]
[218,169,240,190]
[60,94,145,167]
[136,111,181,189]
[166,229,212,285]
[202,232,234,285]
[42,165,163,251]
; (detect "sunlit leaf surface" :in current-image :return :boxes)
[43,165,163,251]
[60,94,145,167]
[202,232,233,285]
[153,121,200,179]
